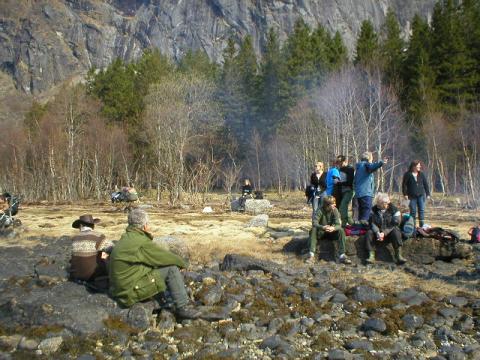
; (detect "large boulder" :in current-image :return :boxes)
[153,236,190,260]
[231,199,272,214]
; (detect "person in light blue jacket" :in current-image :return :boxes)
[325,159,340,196]
[353,151,387,222]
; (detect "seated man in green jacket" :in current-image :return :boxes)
[109,208,201,319]
[306,196,351,264]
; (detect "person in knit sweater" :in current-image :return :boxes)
[69,214,113,282]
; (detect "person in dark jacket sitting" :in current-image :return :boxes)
[365,193,406,265]
[402,160,431,227]
[306,196,351,264]
[239,178,254,211]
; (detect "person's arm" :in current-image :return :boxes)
[365,161,384,173]
[332,209,342,230]
[369,212,380,235]
[138,243,188,269]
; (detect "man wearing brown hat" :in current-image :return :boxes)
[69,214,114,284]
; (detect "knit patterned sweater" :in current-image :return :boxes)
[70,230,114,281]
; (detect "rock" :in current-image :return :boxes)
[438,307,462,320]
[202,206,213,213]
[402,314,424,331]
[157,310,176,332]
[125,303,153,331]
[350,285,384,303]
[344,339,373,351]
[453,315,474,332]
[245,214,269,228]
[37,336,63,354]
[244,199,272,215]
[153,236,190,260]
[446,296,468,307]
[396,288,429,306]
[18,337,39,351]
[197,285,223,306]
[327,349,353,360]
[362,318,387,333]
[0,335,22,351]
[220,254,279,273]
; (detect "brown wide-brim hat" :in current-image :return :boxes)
[72,214,101,228]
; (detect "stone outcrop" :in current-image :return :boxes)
[0,0,437,95]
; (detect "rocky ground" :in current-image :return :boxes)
[0,196,479,359]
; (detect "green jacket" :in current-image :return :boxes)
[109,225,187,307]
[313,207,342,230]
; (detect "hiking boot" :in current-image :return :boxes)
[394,248,407,265]
[176,305,202,320]
[366,251,375,264]
[339,254,352,265]
[304,252,315,264]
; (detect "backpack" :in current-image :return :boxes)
[468,226,480,243]
[345,224,368,236]
[400,214,415,238]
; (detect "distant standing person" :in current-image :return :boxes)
[326,159,340,197]
[353,151,387,223]
[308,162,327,219]
[336,155,355,226]
[402,160,430,227]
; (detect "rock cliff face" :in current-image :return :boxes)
[0,0,436,95]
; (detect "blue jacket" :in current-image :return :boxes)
[326,167,340,196]
[354,160,384,198]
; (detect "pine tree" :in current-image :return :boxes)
[380,8,405,86]
[354,20,379,69]
[402,14,436,123]
[258,29,290,135]
[461,0,480,97]
[178,49,219,79]
[284,19,315,93]
[327,31,348,70]
[310,25,330,81]
[430,0,478,111]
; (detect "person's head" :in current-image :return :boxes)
[361,151,373,162]
[72,214,100,230]
[409,160,422,173]
[374,193,390,210]
[244,179,251,186]
[314,162,324,173]
[322,196,336,211]
[128,208,149,231]
[336,155,347,167]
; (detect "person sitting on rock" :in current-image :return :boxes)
[365,193,406,265]
[239,178,254,211]
[109,208,201,319]
[69,214,114,287]
[306,196,351,264]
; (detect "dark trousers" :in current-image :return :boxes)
[365,228,403,252]
[409,195,426,227]
[309,227,346,256]
[153,266,189,309]
[357,196,373,222]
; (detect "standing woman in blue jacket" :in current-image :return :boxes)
[402,160,430,227]
[353,151,387,222]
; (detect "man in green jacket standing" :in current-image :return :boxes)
[306,196,351,264]
[109,208,201,319]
